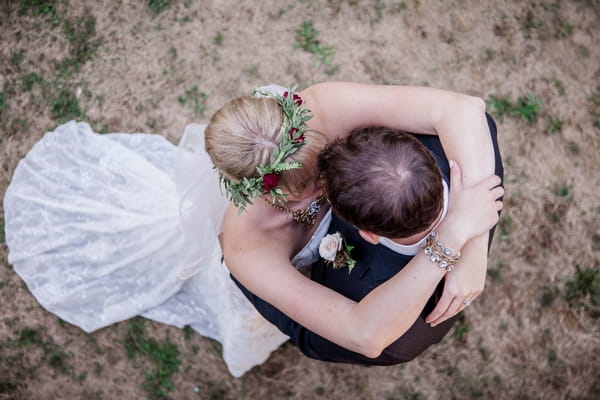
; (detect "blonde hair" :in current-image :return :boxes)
[205,96,327,195]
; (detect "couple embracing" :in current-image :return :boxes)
[4,82,503,376]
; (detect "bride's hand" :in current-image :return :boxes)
[424,160,503,326]
[439,160,504,247]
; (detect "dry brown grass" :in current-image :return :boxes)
[1,0,599,399]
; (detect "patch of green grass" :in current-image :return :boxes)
[14,326,78,376]
[477,338,490,362]
[487,95,542,124]
[0,381,18,395]
[567,140,580,155]
[169,46,178,61]
[148,0,169,13]
[484,48,496,62]
[487,95,513,122]
[390,1,407,13]
[244,64,260,79]
[554,184,571,198]
[44,342,68,371]
[51,89,87,122]
[453,374,484,399]
[498,215,512,239]
[21,72,44,91]
[555,20,573,38]
[124,318,182,400]
[520,9,539,39]
[487,261,506,282]
[182,325,194,340]
[213,31,223,46]
[19,0,58,17]
[295,21,336,67]
[553,79,566,96]
[543,328,552,342]
[577,45,590,58]
[93,361,103,375]
[548,117,563,134]
[16,327,39,346]
[590,85,600,129]
[178,86,208,116]
[10,50,25,68]
[547,348,558,365]
[63,14,102,68]
[0,92,4,112]
[564,264,600,311]
[512,95,541,124]
[452,314,469,341]
[540,285,559,308]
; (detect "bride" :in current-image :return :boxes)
[3,82,500,376]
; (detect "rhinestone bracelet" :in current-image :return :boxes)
[421,230,461,272]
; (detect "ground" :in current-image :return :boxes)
[0,0,599,399]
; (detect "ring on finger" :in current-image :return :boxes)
[462,300,471,306]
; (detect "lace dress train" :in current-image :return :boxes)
[3,121,293,377]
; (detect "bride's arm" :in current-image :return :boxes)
[301,82,495,183]
[302,82,496,325]
[223,166,502,358]
[224,225,454,357]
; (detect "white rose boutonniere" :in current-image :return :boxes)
[318,232,356,273]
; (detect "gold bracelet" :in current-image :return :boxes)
[421,230,461,272]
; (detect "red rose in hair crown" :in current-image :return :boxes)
[288,127,305,143]
[262,173,280,191]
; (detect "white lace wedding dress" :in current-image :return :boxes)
[3,85,330,377]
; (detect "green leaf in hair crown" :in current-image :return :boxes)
[218,85,312,212]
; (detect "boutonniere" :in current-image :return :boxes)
[318,232,356,273]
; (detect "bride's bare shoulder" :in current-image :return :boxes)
[220,204,296,272]
[221,204,291,248]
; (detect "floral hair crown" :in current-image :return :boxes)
[219,85,312,212]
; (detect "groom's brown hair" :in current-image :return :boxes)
[318,127,444,239]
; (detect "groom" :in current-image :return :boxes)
[233,114,503,364]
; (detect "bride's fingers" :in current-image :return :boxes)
[496,200,503,211]
[491,185,504,200]
[458,294,476,312]
[483,174,502,190]
[430,298,462,326]
[425,292,453,324]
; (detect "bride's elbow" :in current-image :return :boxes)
[461,95,486,114]
[351,327,387,359]
[361,345,384,359]
[352,340,383,359]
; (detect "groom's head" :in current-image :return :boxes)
[318,127,444,243]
